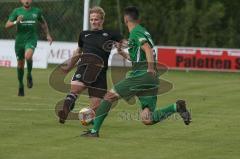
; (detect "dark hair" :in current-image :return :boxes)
[124,6,139,21]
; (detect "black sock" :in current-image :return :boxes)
[17,67,24,88]
[26,60,32,77]
[64,93,78,111]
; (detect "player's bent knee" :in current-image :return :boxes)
[142,120,153,125]
[17,60,24,68]
[141,108,153,125]
[25,56,32,61]
[70,81,86,94]
[25,54,33,60]
[25,50,33,60]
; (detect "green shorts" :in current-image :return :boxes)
[15,40,37,60]
[114,72,159,112]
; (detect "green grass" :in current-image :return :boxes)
[0,67,240,159]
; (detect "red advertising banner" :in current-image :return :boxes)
[157,46,240,72]
[0,60,11,67]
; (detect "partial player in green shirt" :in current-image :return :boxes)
[81,6,191,137]
[5,0,52,96]
[127,23,156,77]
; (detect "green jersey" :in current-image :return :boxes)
[8,7,44,43]
[128,24,155,77]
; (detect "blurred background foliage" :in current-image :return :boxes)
[1,0,240,48]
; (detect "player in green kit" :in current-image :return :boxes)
[81,6,191,137]
[5,0,52,96]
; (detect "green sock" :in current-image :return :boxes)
[26,60,32,77]
[17,68,24,88]
[152,103,177,124]
[92,100,112,132]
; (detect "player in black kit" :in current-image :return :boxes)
[58,6,122,123]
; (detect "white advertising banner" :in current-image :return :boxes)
[109,48,131,67]
[0,40,48,69]
[48,41,131,67]
[0,40,130,68]
[0,40,15,68]
[47,41,77,64]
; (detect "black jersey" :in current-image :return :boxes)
[78,29,122,70]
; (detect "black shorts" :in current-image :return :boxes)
[72,65,107,98]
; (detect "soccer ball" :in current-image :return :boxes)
[78,107,95,126]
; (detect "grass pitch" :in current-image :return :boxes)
[0,66,239,159]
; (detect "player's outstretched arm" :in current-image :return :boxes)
[40,18,53,45]
[141,42,156,76]
[5,15,23,29]
[5,21,15,29]
[61,47,82,73]
[115,41,131,60]
[118,50,130,60]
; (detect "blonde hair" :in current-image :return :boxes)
[89,6,105,20]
